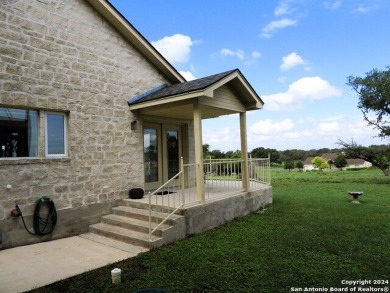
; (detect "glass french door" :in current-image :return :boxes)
[144,124,181,190]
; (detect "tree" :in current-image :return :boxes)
[250,147,280,163]
[295,161,304,172]
[347,67,390,139]
[284,160,295,171]
[209,149,225,159]
[311,156,329,171]
[203,144,211,158]
[333,154,348,170]
[225,150,241,159]
[338,140,390,176]
[327,159,334,170]
[280,149,307,162]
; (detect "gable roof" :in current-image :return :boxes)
[347,158,366,165]
[304,157,315,164]
[321,153,337,161]
[85,0,185,84]
[128,69,236,106]
[128,69,263,110]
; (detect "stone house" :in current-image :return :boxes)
[303,153,372,171]
[0,0,272,249]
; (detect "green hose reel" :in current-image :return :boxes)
[17,196,57,236]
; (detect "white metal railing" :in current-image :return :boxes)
[204,158,245,200]
[249,157,271,186]
[148,158,185,241]
[148,156,271,240]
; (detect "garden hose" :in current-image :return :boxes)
[16,196,57,236]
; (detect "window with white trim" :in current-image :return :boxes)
[0,107,39,158]
[45,112,67,157]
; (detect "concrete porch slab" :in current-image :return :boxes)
[0,236,145,293]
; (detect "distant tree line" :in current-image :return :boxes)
[203,143,389,176]
[203,144,343,164]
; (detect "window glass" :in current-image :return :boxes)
[46,113,66,156]
[166,130,179,179]
[144,128,159,182]
[0,107,38,158]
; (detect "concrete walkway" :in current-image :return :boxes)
[0,236,148,293]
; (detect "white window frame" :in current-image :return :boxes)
[45,112,67,157]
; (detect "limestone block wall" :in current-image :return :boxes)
[0,0,170,227]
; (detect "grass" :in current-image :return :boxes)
[30,169,390,293]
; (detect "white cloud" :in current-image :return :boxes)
[318,122,341,133]
[250,119,294,135]
[219,49,261,65]
[179,71,196,81]
[260,18,297,38]
[263,76,342,111]
[282,130,312,139]
[353,5,378,14]
[245,51,262,65]
[320,115,346,122]
[220,48,245,60]
[203,114,383,152]
[203,126,240,148]
[288,77,341,99]
[323,1,342,10]
[251,51,262,59]
[275,1,293,16]
[280,52,304,71]
[151,34,193,64]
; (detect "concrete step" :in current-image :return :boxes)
[79,232,149,254]
[89,222,163,248]
[120,199,179,214]
[101,214,171,237]
[112,206,183,225]
[87,203,186,250]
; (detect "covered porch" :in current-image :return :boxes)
[127,69,272,239]
[127,157,271,209]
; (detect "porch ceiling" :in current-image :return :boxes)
[137,99,240,120]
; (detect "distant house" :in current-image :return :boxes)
[345,158,372,169]
[303,153,372,171]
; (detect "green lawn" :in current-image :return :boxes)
[31,169,390,293]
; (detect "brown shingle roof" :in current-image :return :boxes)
[321,153,337,161]
[128,69,237,106]
[304,157,315,164]
[347,158,366,165]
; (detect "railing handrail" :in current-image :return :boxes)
[204,157,268,161]
[148,156,271,241]
[248,157,270,161]
[149,158,184,242]
[149,170,182,197]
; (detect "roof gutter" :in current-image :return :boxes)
[128,90,207,110]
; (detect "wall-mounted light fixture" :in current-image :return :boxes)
[131,120,137,131]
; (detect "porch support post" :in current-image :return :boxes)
[193,100,205,203]
[240,112,249,192]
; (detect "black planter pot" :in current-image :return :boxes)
[129,188,144,199]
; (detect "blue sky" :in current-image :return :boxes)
[110,0,389,151]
